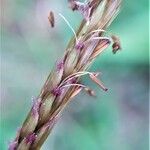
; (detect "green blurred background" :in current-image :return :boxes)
[1,0,149,150]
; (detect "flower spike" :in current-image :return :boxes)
[10,0,122,149]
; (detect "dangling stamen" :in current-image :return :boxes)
[60,71,107,91]
[111,35,121,54]
[48,11,55,28]
[89,74,108,91]
[59,13,78,43]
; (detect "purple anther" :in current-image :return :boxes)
[56,60,64,71]
[75,41,84,51]
[51,87,62,96]
[69,78,77,84]
[25,133,36,144]
[31,99,41,117]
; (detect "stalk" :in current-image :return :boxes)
[9,0,122,149]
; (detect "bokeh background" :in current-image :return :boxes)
[1,0,149,150]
